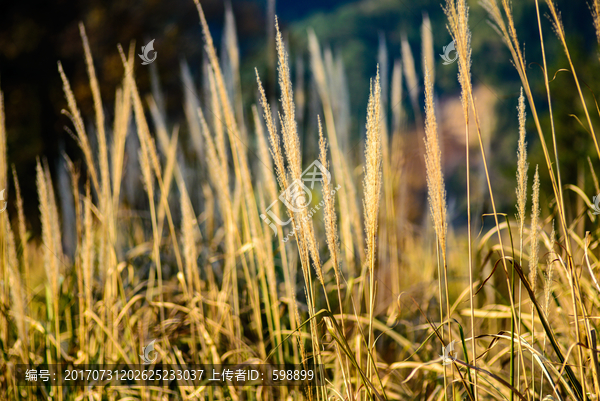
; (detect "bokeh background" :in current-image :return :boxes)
[1,0,599,236]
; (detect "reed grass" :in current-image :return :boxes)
[515,87,528,397]
[363,67,383,388]
[1,1,600,400]
[423,62,452,400]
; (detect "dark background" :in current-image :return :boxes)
[1,0,599,233]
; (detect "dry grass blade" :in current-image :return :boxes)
[391,59,403,134]
[5,216,27,361]
[181,59,205,162]
[79,23,110,202]
[421,13,434,88]
[512,258,584,400]
[82,186,94,332]
[36,159,63,365]
[423,62,452,399]
[57,62,100,194]
[544,0,600,159]
[3,3,600,401]
[307,29,362,282]
[401,34,419,115]
[446,1,531,398]
[0,90,6,190]
[11,167,29,294]
[112,43,134,210]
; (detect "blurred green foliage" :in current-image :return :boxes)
[275,0,600,214]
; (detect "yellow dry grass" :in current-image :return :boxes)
[0,1,600,400]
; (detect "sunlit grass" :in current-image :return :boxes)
[1,0,600,400]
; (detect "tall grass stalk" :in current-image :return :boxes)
[11,167,30,340]
[253,104,293,365]
[544,3,600,392]
[319,117,353,399]
[482,0,570,256]
[423,63,451,399]
[529,8,562,394]
[257,20,329,399]
[544,0,600,159]
[446,1,529,398]
[274,20,327,398]
[308,30,362,279]
[401,34,419,120]
[5,216,26,361]
[36,160,62,381]
[530,165,540,398]
[421,13,434,88]
[363,67,383,385]
[515,87,528,396]
[484,2,600,397]
[0,89,7,349]
[540,224,556,397]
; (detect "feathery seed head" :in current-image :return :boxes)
[256,70,288,192]
[445,0,472,116]
[319,117,340,278]
[516,87,528,224]
[274,19,302,183]
[423,65,448,263]
[593,0,600,45]
[363,67,383,268]
[401,35,419,111]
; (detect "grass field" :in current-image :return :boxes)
[2,0,600,399]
